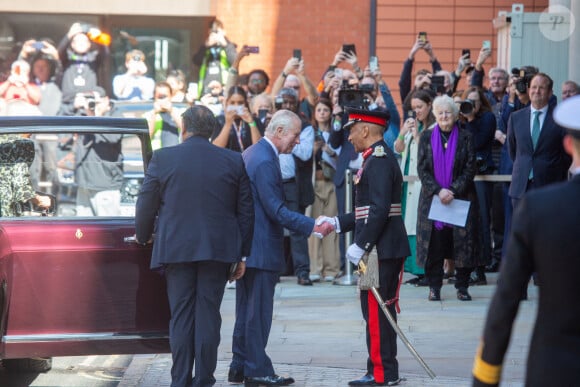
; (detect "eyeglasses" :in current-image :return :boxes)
[250,79,265,85]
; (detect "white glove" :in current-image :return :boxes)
[346,243,365,266]
[315,215,341,233]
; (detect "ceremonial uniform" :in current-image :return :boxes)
[472,95,580,387]
[338,128,410,384]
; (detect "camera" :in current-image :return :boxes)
[511,66,538,94]
[337,80,369,109]
[430,75,446,94]
[338,89,368,109]
[459,99,475,115]
[84,93,96,111]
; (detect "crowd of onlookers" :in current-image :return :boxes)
[0,18,578,297]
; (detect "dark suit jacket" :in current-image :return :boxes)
[473,175,580,387]
[242,138,314,272]
[135,136,254,269]
[507,105,570,199]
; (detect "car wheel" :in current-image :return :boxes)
[2,357,52,372]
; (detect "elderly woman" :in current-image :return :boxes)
[416,95,481,301]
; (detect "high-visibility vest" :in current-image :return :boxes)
[198,47,230,97]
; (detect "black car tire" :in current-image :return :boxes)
[2,357,52,372]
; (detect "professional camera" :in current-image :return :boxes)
[84,93,97,111]
[511,66,538,94]
[338,81,369,109]
[459,99,475,115]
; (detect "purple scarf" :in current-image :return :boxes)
[431,124,458,230]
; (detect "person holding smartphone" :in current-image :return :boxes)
[399,33,442,119]
[211,85,262,152]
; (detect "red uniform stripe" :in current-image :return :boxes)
[367,291,385,383]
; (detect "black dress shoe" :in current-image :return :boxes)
[297,277,313,286]
[348,373,401,386]
[457,288,472,301]
[228,367,244,383]
[485,261,500,272]
[244,374,294,386]
[428,287,441,301]
[469,272,487,286]
[348,373,376,385]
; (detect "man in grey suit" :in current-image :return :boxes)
[135,105,255,387]
[507,72,570,209]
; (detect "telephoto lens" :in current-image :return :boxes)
[460,100,474,115]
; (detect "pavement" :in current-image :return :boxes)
[118,272,536,387]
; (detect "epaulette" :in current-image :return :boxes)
[372,145,386,158]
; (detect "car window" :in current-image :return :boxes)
[0,131,145,218]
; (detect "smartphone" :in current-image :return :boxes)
[342,44,356,55]
[408,110,416,119]
[258,108,269,121]
[245,45,260,54]
[482,40,491,50]
[369,56,378,72]
[462,49,471,59]
[32,41,45,50]
[293,49,302,61]
[227,105,244,115]
[418,32,427,43]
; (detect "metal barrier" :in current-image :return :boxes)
[332,172,511,286]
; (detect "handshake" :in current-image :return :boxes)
[311,216,338,239]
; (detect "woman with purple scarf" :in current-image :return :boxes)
[415,95,482,302]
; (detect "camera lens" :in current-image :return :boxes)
[460,100,474,115]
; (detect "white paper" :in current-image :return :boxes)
[428,196,470,227]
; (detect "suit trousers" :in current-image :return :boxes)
[283,179,311,278]
[230,268,278,377]
[165,261,230,387]
[361,257,405,384]
[308,179,340,278]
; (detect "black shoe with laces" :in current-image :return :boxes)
[457,288,472,301]
[228,368,244,383]
[428,287,441,301]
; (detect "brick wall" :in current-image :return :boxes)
[217,0,549,108]
[215,0,370,91]
[377,0,550,105]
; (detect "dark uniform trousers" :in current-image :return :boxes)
[361,257,405,384]
[165,261,230,387]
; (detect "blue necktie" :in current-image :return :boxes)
[531,111,541,150]
[529,111,542,179]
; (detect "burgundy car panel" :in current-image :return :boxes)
[0,116,170,360]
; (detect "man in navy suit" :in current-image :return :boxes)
[135,105,254,387]
[472,95,580,387]
[228,110,332,387]
[507,72,570,208]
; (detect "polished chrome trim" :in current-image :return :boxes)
[3,331,168,344]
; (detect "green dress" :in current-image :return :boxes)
[400,123,425,275]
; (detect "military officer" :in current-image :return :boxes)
[472,95,580,386]
[320,108,410,386]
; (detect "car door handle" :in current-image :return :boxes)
[124,235,137,243]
